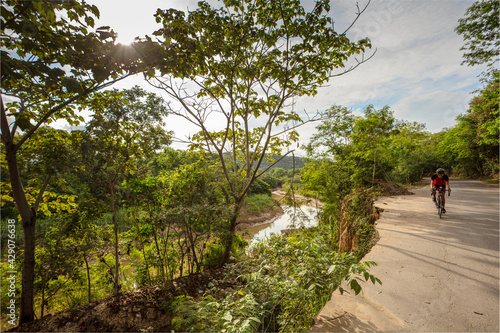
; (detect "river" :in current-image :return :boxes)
[246,205,319,245]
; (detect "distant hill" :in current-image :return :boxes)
[257,154,305,171]
[222,153,305,171]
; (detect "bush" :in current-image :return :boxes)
[260,173,284,188]
[172,228,381,332]
[203,235,249,269]
[247,178,271,196]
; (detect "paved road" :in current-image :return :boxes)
[311,179,499,332]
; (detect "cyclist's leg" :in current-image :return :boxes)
[439,187,447,213]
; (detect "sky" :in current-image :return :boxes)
[87,0,489,154]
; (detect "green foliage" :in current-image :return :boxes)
[0,0,380,326]
[1,0,146,156]
[1,0,156,322]
[1,261,22,322]
[257,155,305,171]
[455,0,499,77]
[145,148,202,176]
[81,86,173,295]
[302,104,433,239]
[385,121,433,184]
[247,178,272,196]
[34,225,83,317]
[435,75,499,177]
[244,194,275,215]
[171,229,380,332]
[124,150,234,280]
[303,105,410,214]
[202,234,249,270]
[260,172,284,189]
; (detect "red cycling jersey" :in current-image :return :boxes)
[431,174,449,186]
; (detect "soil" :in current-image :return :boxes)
[237,204,284,227]
[7,268,239,333]
[375,179,415,196]
[272,190,324,209]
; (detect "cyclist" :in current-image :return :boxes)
[431,168,451,213]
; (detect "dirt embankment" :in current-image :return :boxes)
[272,190,323,208]
[7,268,234,333]
[238,204,284,227]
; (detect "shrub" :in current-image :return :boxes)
[247,178,272,196]
[203,235,249,269]
[172,228,380,332]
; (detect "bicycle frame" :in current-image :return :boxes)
[434,187,450,218]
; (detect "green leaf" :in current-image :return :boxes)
[61,77,83,94]
[350,279,362,295]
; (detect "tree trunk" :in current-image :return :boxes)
[21,217,36,324]
[5,142,36,324]
[41,288,45,318]
[151,222,165,278]
[110,186,120,297]
[221,200,242,265]
[372,150,377,186]
[132,212,151,284]
[83,253,91,303]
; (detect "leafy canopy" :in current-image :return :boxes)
[1,0,145,150]
[455,0,499,77]
[150,0,372,201]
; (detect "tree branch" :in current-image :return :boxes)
[14,74,132,152]
[33,173,52,214]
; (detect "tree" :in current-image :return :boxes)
[158,156,231,275]
[81,86,171,296]
[455,0,499,77]
[385,121,430,184]
[0,0,149,323]
[436,74,499,177]
[149,0,373,264]
[302,104,411,228]
[350,105,397,186]
[34,225,82,318]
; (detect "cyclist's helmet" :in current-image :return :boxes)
[436,168,445,175]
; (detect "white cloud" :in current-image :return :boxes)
[295,0,486,130]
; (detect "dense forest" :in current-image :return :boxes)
[1,0,498,332]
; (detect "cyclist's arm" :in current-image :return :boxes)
[444,175,451,191]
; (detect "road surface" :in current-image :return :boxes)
[310,179,499,332]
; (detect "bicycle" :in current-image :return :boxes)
[431,186,450,218]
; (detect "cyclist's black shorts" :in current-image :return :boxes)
[436,185,446,192]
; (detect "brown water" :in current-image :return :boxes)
[246,205,318,245]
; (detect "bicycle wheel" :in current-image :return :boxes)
[437,195,443,218]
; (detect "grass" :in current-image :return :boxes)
[244,194,275,214]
